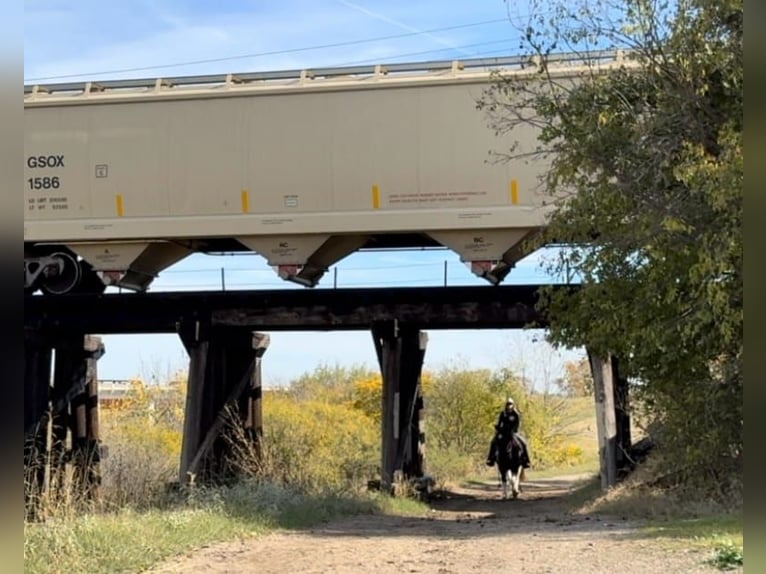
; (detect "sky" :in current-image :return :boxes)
[24,0,587,388]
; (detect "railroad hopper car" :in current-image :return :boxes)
[23,55,618,295]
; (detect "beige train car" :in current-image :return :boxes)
[23,51,627,294]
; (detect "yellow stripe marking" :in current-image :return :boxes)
[116,194,124,217]
[510,179,519,205]
[372,184,380,209]
[241,189,250,213]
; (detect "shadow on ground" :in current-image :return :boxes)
[218,473,643,542]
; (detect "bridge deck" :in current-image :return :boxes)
[24,285,571,334]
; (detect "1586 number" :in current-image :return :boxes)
[28,176,60,190]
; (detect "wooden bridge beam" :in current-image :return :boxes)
[178,323,269,485]
[70,336,105,500]
[373,321,428,493]
[50,335,104,496]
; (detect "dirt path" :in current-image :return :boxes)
[146,474,733,574]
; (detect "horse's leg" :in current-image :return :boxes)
[511,468,520,499]
[501,469,509,500]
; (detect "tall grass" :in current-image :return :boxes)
[24,379,420,573]
[24,481,423,574]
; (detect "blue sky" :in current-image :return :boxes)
[24,0,586,387]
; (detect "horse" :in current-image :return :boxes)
[495,434,524,500]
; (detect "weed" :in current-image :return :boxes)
[708,542,743,570]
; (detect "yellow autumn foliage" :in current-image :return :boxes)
[236,391,380,492]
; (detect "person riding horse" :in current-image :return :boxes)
[486,398,531,468]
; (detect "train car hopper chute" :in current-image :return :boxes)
[236,234,369,287]
[64,240,193,292]
[426,228,540,285]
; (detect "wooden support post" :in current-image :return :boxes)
[373,323,428,492]
[588,352,618,489]
[46,335,104,497]
[179,324,269,485]
[611,357,632,471]
[373,320,401,493]
[397,329,428,479]
[50,337,80,492]
[179,320,210,486]
[241,333,270,463]
[24,329,53,515]
[71,336,105,500]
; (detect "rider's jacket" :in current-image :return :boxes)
[494,409,521,440]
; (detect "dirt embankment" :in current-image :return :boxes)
[146,474,735,574]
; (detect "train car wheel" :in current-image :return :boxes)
[40,252,82,295]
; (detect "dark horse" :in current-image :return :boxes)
[495,434,524,499]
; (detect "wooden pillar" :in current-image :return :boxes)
[178,320,210,486]
[47,335,104,496]
[24,329,53,514]
[611,357,632,471]
[240,333,270,463]
[179,323,268,485]
[398,329,428,479]
[71,336,105,500]
[588,351,617,489]
[373,322,428,492]
[373,320,401,493]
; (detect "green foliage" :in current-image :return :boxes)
[524,394,585,469]
[709,542,743,570]
[481,0,742,493]
[426,366,499,453]
[426,444,485,486]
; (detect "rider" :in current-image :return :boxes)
[486,397,531,468]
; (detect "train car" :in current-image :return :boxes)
[23,51,628,294]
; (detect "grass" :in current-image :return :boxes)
[24,481,428,574]
[568,464,743,570]
[639,513,743,545]
[24,507,261,574]
[639,514,743,570]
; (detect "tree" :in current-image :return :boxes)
[479,0,742,490]
[427,366,499,453]
[556,358,594,398]
[290,363,378,404]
